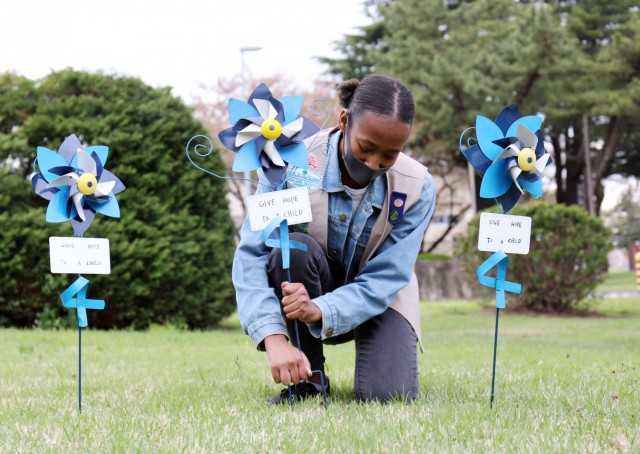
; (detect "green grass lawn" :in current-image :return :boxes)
[1,297,639,452]
[598,270,639,294]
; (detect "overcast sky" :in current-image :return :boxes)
[1,0,370,101]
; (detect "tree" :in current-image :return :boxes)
[545,0,640,212]
[0,70,237,329]
[321,0,640,215]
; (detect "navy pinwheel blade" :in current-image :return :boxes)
[58,134,83,163]
[462,144,492,177]
[295,117,321,141]
[218,128,241,152]
[269,97,285,124]
[534,131,548,160]
[248,83,273,106]
[262,163,288,186]
[32,174,58,201]
[71,209,96,236]
[495,104,519,135]
[499,184,522,214]
[99,169,126,194]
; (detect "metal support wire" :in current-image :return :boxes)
[286,268,328,409]
[490,307,500,409]
[78,326,82,413]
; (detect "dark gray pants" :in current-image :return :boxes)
[267,233,418,402]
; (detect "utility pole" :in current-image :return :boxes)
[240,46,262,201]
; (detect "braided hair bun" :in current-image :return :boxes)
[337,78,361,109]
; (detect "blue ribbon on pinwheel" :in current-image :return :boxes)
[477,251,522,309]
[262,216,307,269]
[32,134,126,236]
[60,276,105,328]
[461,104,552,213]
[218,83,320,186]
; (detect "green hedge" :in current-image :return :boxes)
[0,70,236,329]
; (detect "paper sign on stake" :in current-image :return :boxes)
[49,237,111,274]
[247,186,312,231]
[478,212,532,255]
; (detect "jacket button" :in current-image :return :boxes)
[339,213,347,222]
[326,327,333,337]
[331,250,337,256]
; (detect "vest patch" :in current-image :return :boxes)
[388,192,408,225]
[287,167,322,191]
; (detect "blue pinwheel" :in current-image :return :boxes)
[187,86,328,408]
[32,134,126,235]
[218,83,320,184]
[458,103,555,408]
[462,104,552,213]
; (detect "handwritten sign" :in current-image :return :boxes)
[478,213,532,255]
[247,186,312,231]
[49,237,111,274]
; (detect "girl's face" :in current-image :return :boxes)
[339,109,411,172]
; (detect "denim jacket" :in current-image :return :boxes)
[232,130,436,349]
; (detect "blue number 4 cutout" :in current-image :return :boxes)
[60,276,105,327]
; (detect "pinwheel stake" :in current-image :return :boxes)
[33,134,125,412]
[187,82,330,408]
[459,105,552,407]
[263,216,328,408]
[477,250,521,408]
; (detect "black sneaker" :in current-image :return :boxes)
[266,379,330,405]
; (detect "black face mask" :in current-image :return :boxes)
[342,120,390,186]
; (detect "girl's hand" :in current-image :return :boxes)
[280,281,322,323]
[264,334,312,384]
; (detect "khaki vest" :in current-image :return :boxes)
[303,128,428,345]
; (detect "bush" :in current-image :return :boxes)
[417,252,451,261]
[456,202,612,313]
[0,70,236,329]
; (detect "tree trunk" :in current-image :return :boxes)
[553,133,583,206]
[592,116,622,215]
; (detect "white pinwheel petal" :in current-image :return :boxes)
[516,124,538,150]
[72,192,86,221]
[263,140,285,167]
[77,149,97,176]
[282,117,304,138]
[533,153,551,174]
[494,143,520,162]
[94,180,116,197]
[253,99,277,120]
[46,173,79,188]
[235,123,262,147]
[509,166,524,194]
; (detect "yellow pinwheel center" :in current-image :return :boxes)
[78,173,98,196]
[517,148,536,172]
[261,119,282,140]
